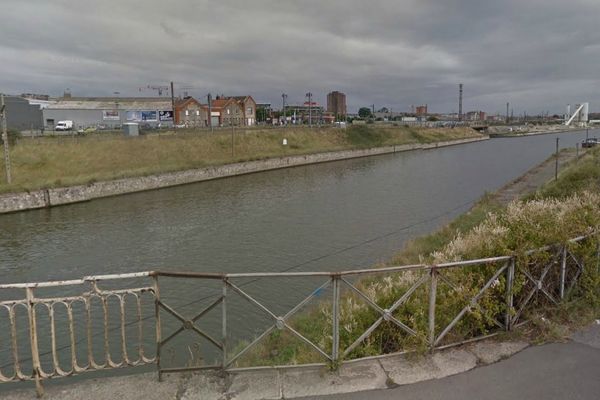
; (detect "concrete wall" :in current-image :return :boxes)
[0,136,487,214]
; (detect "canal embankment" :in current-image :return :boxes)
[0,135,487,214]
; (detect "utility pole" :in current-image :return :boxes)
[207,93,213,133]
[306,92,313,127]
[458,83,463,122]
[170,81,176,132]
[282,93,287,126]
[1,94,12,184]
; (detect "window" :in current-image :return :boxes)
[196,110,200,116]
[185,110,189,116]
[247,107,253,114]
[227,109,231,115]
[235,108,239,114]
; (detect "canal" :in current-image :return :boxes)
[0,129,591,377]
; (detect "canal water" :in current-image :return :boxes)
[0,129,591,377]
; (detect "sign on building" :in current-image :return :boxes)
[102,110,120,120]
[126,111,142,121]
[141,111,157,121]
[159,111,173,121]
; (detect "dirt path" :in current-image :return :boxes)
[494,150,582,205]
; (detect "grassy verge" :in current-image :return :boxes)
[0,125,481,194]
[231,149,600,368]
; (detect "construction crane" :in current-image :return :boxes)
[179,86,193,98]
[139,85,170,96]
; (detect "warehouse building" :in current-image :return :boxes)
[2,95,44,130]
[42,97,174,130]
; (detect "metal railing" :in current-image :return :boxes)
[0,234,595,397]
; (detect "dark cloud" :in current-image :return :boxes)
[1,0,599,114]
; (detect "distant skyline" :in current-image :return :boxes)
[1,0,599,115]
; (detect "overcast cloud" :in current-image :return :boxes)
[1,0,599,114]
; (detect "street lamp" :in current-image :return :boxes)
[282,93,287,126]
[306,92,313,127]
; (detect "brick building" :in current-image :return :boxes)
[326,91,347,120]
[174,97,208,127]
[210,96,257,126]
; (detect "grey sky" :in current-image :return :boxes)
[1,0,599,114]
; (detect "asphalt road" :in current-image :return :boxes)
[304,323,600,400]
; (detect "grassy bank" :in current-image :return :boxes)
[0,126,481,194]
[231,149,600,368]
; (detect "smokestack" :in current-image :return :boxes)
[458,84,463,122]
[506,102,510,124]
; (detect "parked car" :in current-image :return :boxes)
[581,138,599,148]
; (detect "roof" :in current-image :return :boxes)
[210,98,235,109]
[174,97,206,109]
[46,97,173,110]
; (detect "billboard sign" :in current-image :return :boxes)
[159,111,173,121]
[126,111,142,121]
[141,111,157,121]
[102,110,120,120]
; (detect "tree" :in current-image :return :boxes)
[256,107,269,123]
[358,107,372,119]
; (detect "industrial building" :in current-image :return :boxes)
[2,95,44,130]
[42,97,174,130]
[284,102,335,124]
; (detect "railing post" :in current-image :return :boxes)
[222,278,228,370]
[332,275,340,365]
[26,287,44,398]
[560,246,567,300]
[153,275,162,382]
[505,258,515,331]
[428,267,437,350]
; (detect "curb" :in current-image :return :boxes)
[0,339,529,400]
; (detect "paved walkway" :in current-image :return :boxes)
[493,149,583,205]
[304,323,600,400]
[3,324,599,399]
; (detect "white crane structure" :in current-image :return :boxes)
[565,102,589,126]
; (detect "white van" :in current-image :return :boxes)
[55,120,73,131]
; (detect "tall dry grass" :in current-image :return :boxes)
[0,126,480,193]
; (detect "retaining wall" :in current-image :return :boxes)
[0,136,487,214]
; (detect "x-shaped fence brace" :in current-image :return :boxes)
[339,274,428,357]
[156,295,224,374]
[512,246,584,326]
[432,261,509,347]
[224,278,333,368]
